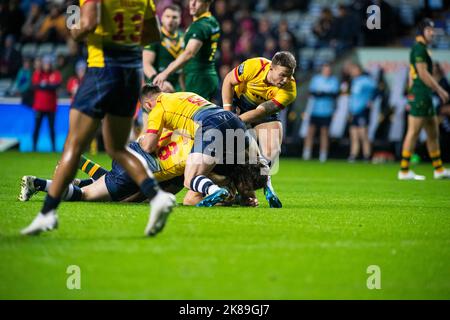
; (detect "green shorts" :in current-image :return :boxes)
[185,73,219,101]
[408,91,435,117]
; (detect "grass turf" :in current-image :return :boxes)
[0,151,449,299]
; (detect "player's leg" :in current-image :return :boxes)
[423,116,450,179]
[184,153,229,207]
[183,190,204,206]
[32,111,44,151]
[255,120,283,208]
[21,109,100,235]
[19,175,82,202]
[102,114,175,236]
[360,126,371,161]
[303,123,316,160]
[398,115,426,180]
[349,125,359,162]
[319,125,329,162]
[47,111,56,152]
[78,154,109,180]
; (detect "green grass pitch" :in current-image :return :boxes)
[0,151,449,299]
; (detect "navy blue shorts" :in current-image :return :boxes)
[233,95,280,124]
[72,67,141,119]
[192,107,248,162]
[351,109,370,127]
[310,116,332,128]
[104,142,159,201]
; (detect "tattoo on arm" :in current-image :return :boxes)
[260,100,279,115]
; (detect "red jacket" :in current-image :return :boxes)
[32,70,62,112]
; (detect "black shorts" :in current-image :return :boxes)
[192,107,248,163]
[72,67,141,119]
[351,109,370,127]
[310,116,332,128]
[233,95,280,124]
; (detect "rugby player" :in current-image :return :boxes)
[21,0,176,237]
[143,4,184,92]
[139,84,250,210]
[221,51,297,208]
[153,0,220,100]
[398,18,450,180]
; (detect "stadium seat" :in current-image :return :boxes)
[36,43,54,57]
[21,43,37,58]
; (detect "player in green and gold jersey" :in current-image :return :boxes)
[143,4,184,92]
[398,18,450,180]
[153,0,220,100]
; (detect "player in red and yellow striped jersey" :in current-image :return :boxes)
[221,51,297,208]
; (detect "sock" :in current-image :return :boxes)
[266,175,274,190]
[400,150,411,173]
[77,178,94,187]
[34,178,51,191]
[191,175,219,196]
[429,150,444,173]
[303,148,311,160]
[79,155,108,180]
[41,194,61,214]
[140,178,159,200]
[62,185,83,201]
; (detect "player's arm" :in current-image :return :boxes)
[153,39,203,87]
[222,70,240,111]
[141,1,161,45]
[239,100,280,124]
[416,62,449,103]
[139,131,160,153]
[178,73,186,91]
[142,49,157,80]
[70,0,99,42]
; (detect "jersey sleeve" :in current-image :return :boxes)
[143,42,157,52]
[185,21,209,42]
[272,80,297,109]
[413,45,428,64]
[232,58,267,84]
[146,104,164,136]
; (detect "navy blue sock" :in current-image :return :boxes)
[42,194,61,214]
[77,178,94,187]
[140,178,159,200]
[34,178,48,191]
[62,185,82,201]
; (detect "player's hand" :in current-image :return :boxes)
[240,196,258,207]
[153,72,168,89]
[438,88,449,104]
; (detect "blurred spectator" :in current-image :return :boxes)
[275,20,297,49]
[253,17,274,56]
[0,35,22,78]
[303,63,339,162]
[347,63,377,162]
[262,37,278,60]
[331,5,359,54]
[234,30,254,60]
[220,38,234,66]
[0,0,25,40]
[10,57,33,106]
[31,55,61,151]
[313,7,335,48]
[278,32,297,62]
[221,19,237,45]
[21,3,45,43]
[433,63,450,162]
[67,60,86,101]
[213,0,232,22]
[36,4,68,43]
[56,54,73,90]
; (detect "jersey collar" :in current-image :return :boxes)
[161,27,178,39]
[193,11,212,21]
[416,35,427,46]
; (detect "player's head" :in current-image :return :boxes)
[140,84,162,113]
[418,18,435,43]
[348,62,362,78]
[269,51,296,88]
[161,4,182,33]
[42,55,54,72]
[189,0,212,17]
[321,63,332,77]
[229,162,269,194]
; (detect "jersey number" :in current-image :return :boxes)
[158,142,178,161]
[112,11,143,43]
